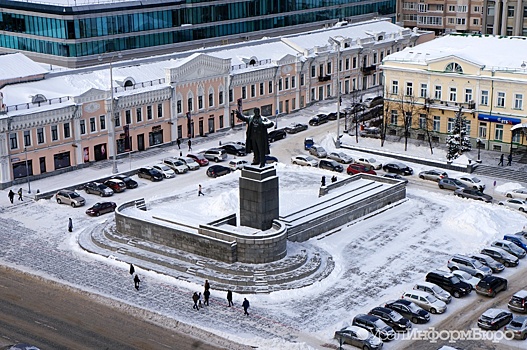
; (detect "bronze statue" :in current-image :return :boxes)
[235,107,274,167]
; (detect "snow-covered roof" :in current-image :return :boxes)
[0,53,49,81]
[384,34,527,71]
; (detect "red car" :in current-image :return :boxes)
[86,201,117,216]
[187,153,209,166]
[103,179,126,193]
[347,163,377,175]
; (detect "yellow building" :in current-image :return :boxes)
[381,33,527,155]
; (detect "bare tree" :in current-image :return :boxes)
[420,98,434,155]
[396,91,418,151]
[381,91,395,148]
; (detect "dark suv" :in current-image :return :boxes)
[268,129,287,142]
[368,307,412,332]
[475,276,508,297]
[425,270,472,298]
[319,159,343,172]
[508,290,527,313]
[352,314,395,340]
[384,299,430,324]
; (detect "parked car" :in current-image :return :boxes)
[220,143,247,156]
[228,159,249,170]
[491,239,527,258]
[382,162,413,176]
[203,148,228,162]
[111,174,138,189]
[176,156,200,171]
[328,152,354,164]
[265,155,279,164]
[103,179,127,193]
[438,178,468,191]
[480,247,519,267]
[505,188,527,200]
[454,188,493,203]
[319,159,343,172]
[499,198,527,212]
[327,112,339,120]
[425,270,472,298]
[360,127,382,139]
[137,167,163,181]
[470,253,505,273]
[304,137,315,150]
[55,189,86,207]
[352,314,395,341]
[452,270,480,289]
[206,164,231,178]
[503,234,527,252]
[457,176,485,191]
[308,145,327,158]
[308,113,328,126]
[284,123,308,134]
[187,153,209,166]
[508,290,527,313]
[401,290,447,314]
[477,308,513,330]
[347,163,377,175]
[363,96,384,108]
[382,173,408,184]
[84,182,114,197]
[413,281,452,304]
[504,316,527,340]
[368,307,412,332]
[152,163,176,178]
[418,169,448,182]
[356,157,382,170]
[384,299,430,324]
[291,155,318,167]
[268,129,287,142]
[475,275,508,297]
[334,326,383,350]
[85,201,117,216]
[344,103,366,115]
[447,254,492,278]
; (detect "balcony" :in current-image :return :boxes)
[318,75,331,82]
[361,65,377,75]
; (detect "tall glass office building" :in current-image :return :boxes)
[0,0,395,67]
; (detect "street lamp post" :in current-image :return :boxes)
[329,36,341,148]
[98,53,122,174]
[24,147,31,194]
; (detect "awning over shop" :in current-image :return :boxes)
[478,113,521,125]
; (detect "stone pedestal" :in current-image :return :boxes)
[239,165,279,230]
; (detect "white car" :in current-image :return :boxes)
[499,198,527,212]
[457,176,485,191]
[505,188,527,200]
[291,155,318,167]
[356,157,382,170]
[228,159,249,170]
[177,156,200,171]
[401,290,447,314]
[152,163,176,178]
[162,157,189,174]
[328,152,354,164]
[452,270,480,289]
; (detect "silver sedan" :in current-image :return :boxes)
[498,198,527,212]
[328,152,354,164]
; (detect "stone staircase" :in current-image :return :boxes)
[472,163,527,184]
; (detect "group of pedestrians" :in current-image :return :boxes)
[176,138,192,152]
[7,188,23,203]
[192,280,250,316]
[498,153,513,166]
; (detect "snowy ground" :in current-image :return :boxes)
[1,98,527,349]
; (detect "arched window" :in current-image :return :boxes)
[445,62,463,73]
[124,80,134,87]
[32,94,47,103]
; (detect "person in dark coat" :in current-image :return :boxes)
[321,176,326,187]
[188,139,192,151]
[204,280,210,291]
[227,290,233,307]
[507,153,513,166]
[8,190,15,204]
[17,188,23,201]
[133,274,141,290]
[68,218,73,232]
[198,292,202,307]
[176,138,181,149]
[204,289,210,306]
[235,107,274,167]
[129,264,135,275]
[498,153,504,166]
[192,292,200,310]
[331,175,337,183]
[242,298,250,316]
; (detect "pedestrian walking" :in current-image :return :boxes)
[204,289,210,306]
[188,139,192,151]
[129,263,135,275]
[219,140,222,146]
[204,279,210,291]
[177,138,181,149]
[227,290,233,307]
[192,292,200,310]
[8,190,15,204]
[17,188,23,201]
[198,184,204,196]
[68,218,73,232]
[133,274,141,290]
[180,151,183,157]
[507,154,513,166]
[242,298,250,316]
[198,292,203,307]
[331,175,337,183]
[321,176,326,187]
[498,153,504,166]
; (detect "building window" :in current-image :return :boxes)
[506,27,513,36]
[495,124,503,140]
[326,84,331,97]
[209,92,214,107]
[311,65,316,78]
[508,5,515,16]
[80,120,86,135]
[372,74,377,86]
[259,83,264,95]
[465,88,473,103]
[136,108,142,122]
[301,74,305,86]
[420,83,428,98]
[37,128,45,144]
[52,125,59,140]
[177,99,182,114]
[474,5,481,12]
[291,76,296,88]
[126,110,131,124]
[345,58,350,70]
[433,116,441,132]
[198,95,204,109]
[449,5,456,11]
[64,122,71,138]
[481,90,489,105]
[278,79,283,91]
[219,91,224,105]
[478,122,487,138]
[319,64,324,76]
[391,81,399,94]
[419,114,427,129]
[449,87,457,102]
[473,18,479,25]
[434,85,442,100]
[445,62,463,73]
[157,103,163,118]
[24,130,31,147]
[405,82,413,96]
[285,77,290,90]
[89,118,96,133]
[147,105,153,119]
[242,87,247,99]
[100,115,106,130]
[327,62,332,74]
[250,84,256,98]
[390,110,398,125]
[268,81,273,94]
[352,57,357,69]
[466,120,471,135]
[9,133,18,149]
[229,89,233,102]
[447,118,455,133]
[515,94,523,109]
[497,92,505,107]
[114,112,121,127]
[187,99,193,112]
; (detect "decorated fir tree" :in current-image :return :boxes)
[445,108,471,161]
